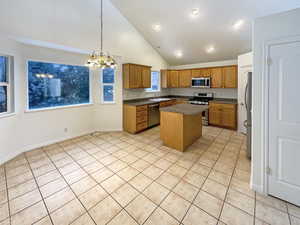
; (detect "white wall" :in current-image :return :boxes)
[0,0,168,164]
[0,38,95,164]
[252,8,300,193]
[168,59,238,99]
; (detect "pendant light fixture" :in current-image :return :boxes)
[86,0,117,69]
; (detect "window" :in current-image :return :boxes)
[145,71,160,92]
[0,55,14,115]
[28,61,90,110]
[101,68,115,103]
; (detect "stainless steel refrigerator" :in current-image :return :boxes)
[244,72,252,159]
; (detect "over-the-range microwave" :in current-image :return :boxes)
[191,77,211,88]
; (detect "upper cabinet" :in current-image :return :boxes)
[123,63,152,89]
[210,66,238,88]
[169,70,179,88]
[191,68,211,78]
[179,70,191,88]
[161,65,237,89]
[222,66,237,88]
[210,67,223,88]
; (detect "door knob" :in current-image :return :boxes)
[240,103,244,106]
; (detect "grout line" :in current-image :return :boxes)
[23,154,55,225]
[216,132,244,224]
[42,147,98,225]
[1,127,249,225]
[3,165,12,225]
[178,129,225,224]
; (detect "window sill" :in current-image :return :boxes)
[0,112,16,119]
[25,103,94,113]
[101,102,116,105]
[145,90,161,93]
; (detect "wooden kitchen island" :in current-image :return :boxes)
[160,104,208,152]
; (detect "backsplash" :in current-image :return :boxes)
[168,88,238,99]
[123,88,170,100]
[123,88,237,100]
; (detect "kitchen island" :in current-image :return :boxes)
[160,104,208,151]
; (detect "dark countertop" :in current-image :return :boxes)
[209,98,238,104]
[123,96,237,106]
[160,104,208,115]
[124,96,191,106]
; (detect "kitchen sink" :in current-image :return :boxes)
[149,98,171,102]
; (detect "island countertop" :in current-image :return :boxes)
[159,104,208,115]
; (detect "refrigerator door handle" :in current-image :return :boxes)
[244,82,249,111]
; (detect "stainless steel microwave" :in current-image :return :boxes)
[191,77,211,88]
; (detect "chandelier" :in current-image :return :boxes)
[86,0,117,69]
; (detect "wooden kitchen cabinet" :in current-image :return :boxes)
[210,67,223,88]
[169,70,179,88]
[222,66,237,88]
[141,67,151,88]
[123,104,148,134]
[161,69,171,88]
[123,63,152,89]
[209,102,237,129]
[191,68,211,78]
[159,99,177,108]
[179,70,192,87]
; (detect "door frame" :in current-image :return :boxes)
[261,35,300,195]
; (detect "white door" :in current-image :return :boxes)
[268,37,300,206]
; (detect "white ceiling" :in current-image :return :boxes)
[110,0,300,65]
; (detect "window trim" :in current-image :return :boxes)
[100,68,116,104]
[0,54,14,116]
[26,59,93,112]
[145,70,161,93]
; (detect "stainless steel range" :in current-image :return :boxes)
[189,93,214,125]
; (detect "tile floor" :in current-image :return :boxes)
[0,126,300,225]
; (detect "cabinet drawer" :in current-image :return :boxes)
[222,104,235,110]
[136,121,148,131]
[136,115,148,124]
[136,105,148,112]
[137,110,148,118]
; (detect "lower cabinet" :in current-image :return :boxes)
[159,99,177,108]
[209,102,237,129]
[123,104,148,134]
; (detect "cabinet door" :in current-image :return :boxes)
[142,67,151,88]
[223,66,237,88]
[200,68,211,77]
[179,70,191,87]
[209,105,222,126]
[221,104,236,129]
[161,70,170,88]
[210,67,223,88]
[221,108,236,129]
[192,69,201,78]
[170,70,179,88]
[134,65,142,88]
[128,64,136,88]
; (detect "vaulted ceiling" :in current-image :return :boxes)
[110,0,300,65]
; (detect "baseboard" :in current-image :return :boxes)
[0,150,22,165]
[0,128,96,166]
[251,182,265,194]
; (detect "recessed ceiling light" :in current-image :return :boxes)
[175,50,183,58]
[152,24,161,32]
[206,46,215,54]
[190,8,200,17]
[233,20,245,30]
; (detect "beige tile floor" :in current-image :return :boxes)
[1,126,300,225]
